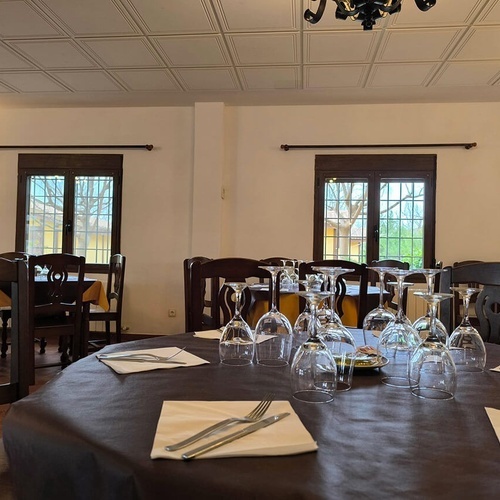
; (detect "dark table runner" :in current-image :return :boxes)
[4,331,500,500]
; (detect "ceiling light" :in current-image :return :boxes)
[304,0,437,31]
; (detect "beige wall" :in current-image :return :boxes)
[0,102,498,334]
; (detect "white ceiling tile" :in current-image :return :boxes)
[9,40,98,69]
[0,1,62,37]
[0,43,33,69]
[0,72,67,92]
[174,68,239,90]
[213,0,299,31]
[304,65,367,88]
[112,69,179,91]
[227,33,299,65]
[38,0,139,36]
[153,35,230,67]
[378,29,463,62]
[305,31,379,63]
[239,67,299,90]
[391,0,485,27]
[368,63,437,87]
[80,38,163,67]
[122,0,217,34]
[50,70,122,91]
[433,61,500,86]
[452,27,500,60]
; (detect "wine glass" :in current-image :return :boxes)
[290,290,337,403]
[312,266,357,392]
[447,287,486,372]
[362,267,397,345]
[255,266,293,366]
[409,292,456,400]
[219,282,255,366]
[377,269,421,388]
[412,269,448,342]
[293,279,320,349]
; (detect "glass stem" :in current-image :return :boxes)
[270,270,277,311]
[429,301,439,341]
[234,289,242,318]
[309,301,319,340]
[328,274,337,315]
[396,275,405,320]
[461,294,471,326]
[378,271,385,308]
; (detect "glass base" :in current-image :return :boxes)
[257,359,289,367]
[411,387,454,400]
[336,381,352,392]
[455,364,484,373]
[381,376,411,388]
[292,389,334,403]
[220,358,253,366]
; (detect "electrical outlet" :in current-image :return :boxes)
[168,309,176,317]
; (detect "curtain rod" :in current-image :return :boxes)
[0,144,154,151]
[281,143,477,151]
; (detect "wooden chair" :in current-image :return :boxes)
[440,262,500,344]
[299,260,369,328]
[0,252,30,358]
[88,254,126,345]
[183,256,212,332]
[369,259,410,314]
[188,258,275,331]
[28,253,86,379]
[0,257,30,403]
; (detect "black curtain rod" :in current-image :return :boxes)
[0,144,154,150]
[281,142,477,151]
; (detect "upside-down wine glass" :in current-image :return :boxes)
[362,267,397,345]
[378,269,421,388]
[447,287,486,373]
[409,292,456,400]
[312,266,357,392]
[412,269,448,343]
[255,266,293,366]
[293,279,321,349]
[291,290,337,403]
[219,282,255,366]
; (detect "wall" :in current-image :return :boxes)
[0,102,498,335]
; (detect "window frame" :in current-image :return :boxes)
[16,154,123,273]
[313,154,437,268]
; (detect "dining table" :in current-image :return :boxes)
[3,330,500,500]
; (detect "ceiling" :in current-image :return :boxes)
[0,0,499,108]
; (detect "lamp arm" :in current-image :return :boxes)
[304,0,328,24]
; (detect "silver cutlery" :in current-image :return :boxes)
[164,393,275,451]
[181,412,290,460]
[97,347,187,364]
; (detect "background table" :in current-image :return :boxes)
[4,331,500,500]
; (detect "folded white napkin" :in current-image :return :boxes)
[151,400,318,460]
[194,330,276,343]
[485,407,500,443]
[98,347,209,374]
[490,365,500,373]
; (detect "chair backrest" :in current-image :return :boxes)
[188,258,274,331]
[106,254,126,313]
[183,256,212,332]
[28,253,86,358]
[440,262,500,344]
[0,252,30,261]
[0,257,29,403]
[369,259,411,313]
[299,260,369,328]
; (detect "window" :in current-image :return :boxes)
[313,155,436,268]
[16,154,123,273]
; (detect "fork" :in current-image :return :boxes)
[97,347,186,364]
[164,393,275,451]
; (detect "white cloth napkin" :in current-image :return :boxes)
[194,330,275,343]
[489,365,500,373]
[485,407,500,443]
[98,347,209,374]
[151,400,318,460]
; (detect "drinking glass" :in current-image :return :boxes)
[219,282,255,366]
[291,291,337,403]
[409,292,456,400]
[312,266,357,392]
[447,287,486,372]
[362,267,397,345]
[378,269,421,388]
[255,266,293,366]
[293,279,320,349]
[412,269,448,342]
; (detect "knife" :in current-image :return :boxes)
[181,412,290,461]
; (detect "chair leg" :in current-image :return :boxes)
[105,321,111,345]
[1,314,9,358]
[39,337,47,354]
[116,319,121,343]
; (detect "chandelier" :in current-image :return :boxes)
[304,0,437,31]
